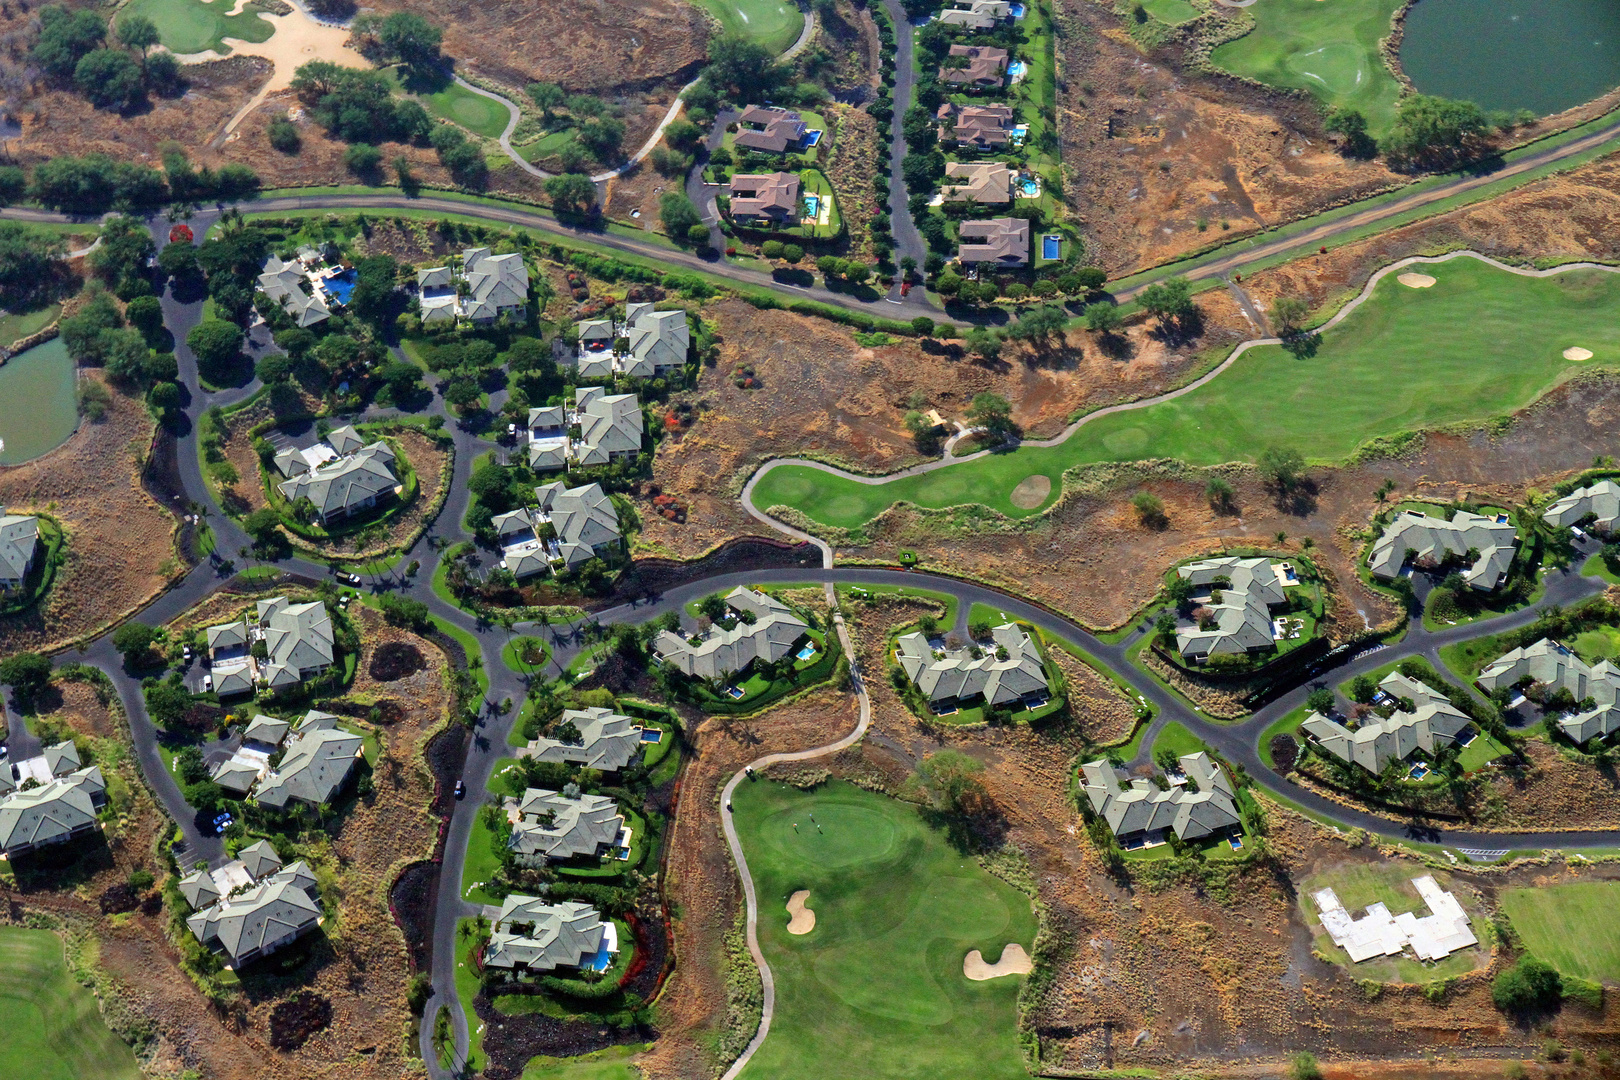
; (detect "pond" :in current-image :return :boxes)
[0,337,78,465]
[1400,0,1620,116]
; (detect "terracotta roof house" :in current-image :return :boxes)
[0,760,105,858]
[938,0,1013,29]
[895,623,1048,710]
[521,707,644,773]
[483,896,615,975]
[0,507,39,591]
[185,861,322,969]
[654,587,811,681]
[1477,638,1620,744]
[1173,557,1291,662]
[275,435,401,525]
[204,597,336,696]
[941,161,1012,203]
[941,44,1009,88]
[508,788,627,866]
[1081,753,1241,844]
[1368,510,1519,591]
[1545,480,1620,535]
[937,103,1014,150]
[733,105,809,153]
[461,247,530,323]
[573,387,644,467]
[1300,672,1474,774]
[253,710,364,809]
[957,217,1029,266]
[728,172,801,224]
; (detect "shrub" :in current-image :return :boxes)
[760,239,783,259]
[1492,958,1561,1015]
[268,113,301,153]
[1288,1052,1322,1080]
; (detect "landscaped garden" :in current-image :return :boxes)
[0,926,141,1080]
[385,67,511,140]
[1297,861,1490,984]
[731,778,1037,1080]
[752,256,1620,529]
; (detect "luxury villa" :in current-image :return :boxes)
[728,172,802,225]
[940,161,1012,204]
[1367,509,1519,590]
[182,840,323,969]
[257,250,337,328]
[653,587,811,683]
[0,506,39,592]
[894,622,1049,713]
[1314,875,1477,963]
[936,103,1014,151]
[938,0,1014,30]
[210,710,364,809]
[941,44,1010,88]
[1081,753,1242,847]
[957,217,1030,267]
[1545,479,1620,536]
[1476,638,1620,744]
[205,596,336,697]
[273,425,402,525]
[732,105,812,154]
[417,247,530,325]
[506,788,629,868]
[494,481,623,578]
[1300,671,1474,775]
[483,896,617,977]
[1172,556,1297,663]
[574,303,690,381]
[518,706,647,774]
[0,741,106,859]
[523,388,644,472]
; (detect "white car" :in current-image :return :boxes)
[201,675,212,692]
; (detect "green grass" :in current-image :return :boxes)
[461,818,505,908]
[692,0,804,53]
[1149,720,1208,762]
[385,68,511,140]
[452,917,487,1074]
[502,636,551,675]
[1501,882,1620,982]
[0,303,59,349]
[1298,862,1489,984]
[1583,552,1620,585]
[754,257,1620,529]
[1139,0,1200,25]
[521,1043,649,1079]
[0,928,140,1080]
[732,780,1036,1080]
[122,0,274,55]
[1258,704,1311,769]
[1569,624,1620,662]
[1457,730,1513,771]
[1210,0,1405,135]
[838,584,960,628]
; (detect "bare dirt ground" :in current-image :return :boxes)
[0,374,180,656]
[603,163,689,235]
[822,103,882,261]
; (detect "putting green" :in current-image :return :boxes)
[386,68,511,140]
[752,257,1618,530]
[694,0,805,54]
[1210,0,1404,134]
[123,0,274,55]
[0,928,140,1080]
[732,780,1036,1080]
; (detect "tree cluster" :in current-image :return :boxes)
[34,6,182,112]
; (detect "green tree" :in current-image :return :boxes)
[268,113,301,153]
[577,115,626,161]
[115,13,159,58]
[0,221,66,308]
[186,320,244,379]
[243,508,282,543]
[966,391,1014,439]
[910,316,935,337]
[75,48,145,110]
[660,191,704,244]
[1384,94,1494,171]
[1492,958,1561,1015]
[1007,303,1068,343]
[143,678,191,728]
[1205,476,1234,512]
[1138,275,1194,329]
[703,34,786,101]
[378,12,441,68]
[1132,490,1165,526]
[1324,106,1377,158]
[526,81,564,123]
[545,172,597,214]
[33,6,106,82]
[1349,674,1378,704]
[343,142,383,179]
[1270,295,1310,336]
[912,749,984,813]
[1305,687,1335,715]
[124,294,165,345]
[1258,445,1306,491]
[1081,301,1122,335]
[1288,1052,1323,1080]
[963,326,1001,362]
[0,652,52,702]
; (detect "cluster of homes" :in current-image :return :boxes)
[1301,671,1475,777]
[494,481,624,578]
[653,587,812,687]
[205,596,336,698]
[0,506,39,594]
[1080,753,1242,849]
[180,839,324,969]
[1477,639,1620,744]
[893,622,1049,715]
[417,247,531,326]
[725,106,817,228]
[256,244,348,328]
[0,740,106,859]
[207,710,366,809]
[575,303,691,382]
[273,425,404,527]
[1171,556,1302,665]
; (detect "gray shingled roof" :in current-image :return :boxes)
[937,103,1014,150]
[623,303,689,377]
[1478,638,1620,744]
[185,864,322,967]
[938,0,1012,28]
[654,587,811,681]
[1368,510,1519,590]
[1545,481,1620,534]
[277,440,399,523]
[1173,557,1288,660]
[573,387,644,466]
[0,508,39,586]
[1081,753,1240,842]
[895,623,1048,707]
[537,482,621,570]
[254,710,363,809]
[733,105,808,153]
[509,789,624,864]
[522,707,643,773]
[1301,672,1474,773]
[0,766,105,855]
[257,597,336,689]
[957,217,1029,266]
[483,897,608,973]
[941,43,1008,85]
[728,172,800,221]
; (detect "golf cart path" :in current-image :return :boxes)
[740,250,1620,525]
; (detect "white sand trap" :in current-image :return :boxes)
[964,943,1033,980]
[1564,346,1595,361]
[786,890,815,935]
[1010,474,1052,509]
[1397,272,1437,289]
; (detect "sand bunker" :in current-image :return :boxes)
[963,944,1032,980]
[1564,346,1595,361]
[786,890,815,935]
[1010,474,1052,509]
[1397,272,1437,289]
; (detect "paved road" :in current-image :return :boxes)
[880,0,930,306]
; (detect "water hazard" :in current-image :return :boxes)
[0,337,78,465]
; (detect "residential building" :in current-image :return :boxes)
[941,161,1012,204]
[1172,556,1291,662]
[1315,875,1476,963]
[494,482,623,578]
[416,265,457,325]
[0,741,106,858]
[1080,753,1241,846]
[483,896,616,975]
[178,839,297,911]
[941,44,1009,88]
[525,404,569,472]
[728,172,801,225]
[573,303,690,381]
[1367,509,1519,590]
[1545,480,1620,536]
[733,105,810,154]
[520,706,644,773]
[938,0,1013,29]
[254,710,365,809]
[895,623,1048,711]
[572,387,645,467]
[507,788,627,866]
[1300,671,1473,774]
[184,859,322,969]
[210,714,294,795]
[957,217,1029,266]
[204,597,336,697]
[1477,638,1620,744]
[0,507,39,591]
[936,103,1014,150]
[257,254,330,328]
[461,247,530,322]
[654,587,811,681]
[275,428,402,525]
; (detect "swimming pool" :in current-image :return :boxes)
[803,193,820,217]
[1041,234,1061,259]
[1019,176,1041,198]
[803,129,823,147]
[795,643,817,661]
[639,728,664,744]
[325,269,357,305]
[1009,2,1026,15]
[1009,124,1029,145]
[1007,60,1027,81]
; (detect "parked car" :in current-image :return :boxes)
[202,674,212,692]
[336,571,362,586]
[182,645,192,662]
[453,781,466,800]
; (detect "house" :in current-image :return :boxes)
[525,405,570,472]
[1080,753,1241,845]
[253,710,365,809]
[1477,638,1620,744]
[275,430,402,525]
[520,706,644,773]
[895,623,1048,711]
[1315,875,1476,963]
[957,217,1030,266]
[416,265,457,325]
[0,742,106,858]
[936,103,1015,151]
[209,714,293,795]
[1173,556,1290,662]
[257,255,330,328]
[0,507,39,591]
[728,172,801,225]
[1300,671,1473,774]
[572,304,690,381]
[1367,510,1519,590]
[572,387,644,467]
[941,161,1012,204]
[185,860,323,969]
[461,247,530,322]
[1545,480,1620,536]
[177,838,300,912]
[941,44,1009,88]
[496,482,623,578]
[733,105,809,154]
[483,896,616,975]
[204,597,336,697]
[507,788,627,866]
[938,0,1013,29]
[654,587,810,681]
[576,318,617,378]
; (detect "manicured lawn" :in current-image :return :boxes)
[452,917,487,1074]
[1569,624,1620,662]
[1457,730,1513,771]
[1258,704,1311,769]
[1500,882,1620,983]
[461,819,506,908]
[1140,0,1200,24]
[1149,720,1208,762]
[0,303,59,348]
[753,257,1620,528]
[1583,552,1620,585]
[1210,0,1405,135]
[522,1043,649,1080]
[0,928,140,1080]
[122,0,274,55]
[1298,862,1489,984]
[692,0,804,54]
[386,68,511,140]
[732,780,1036,1080]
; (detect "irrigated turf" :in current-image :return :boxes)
[1499,882,1620,982]
[388,68,512,140]
[1210,0,1405,134]
[122,0,274,55]
[732,780,1037,1080]
[0,928,140,1080]
[753,258,1620,529]
[693,0,805,54]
